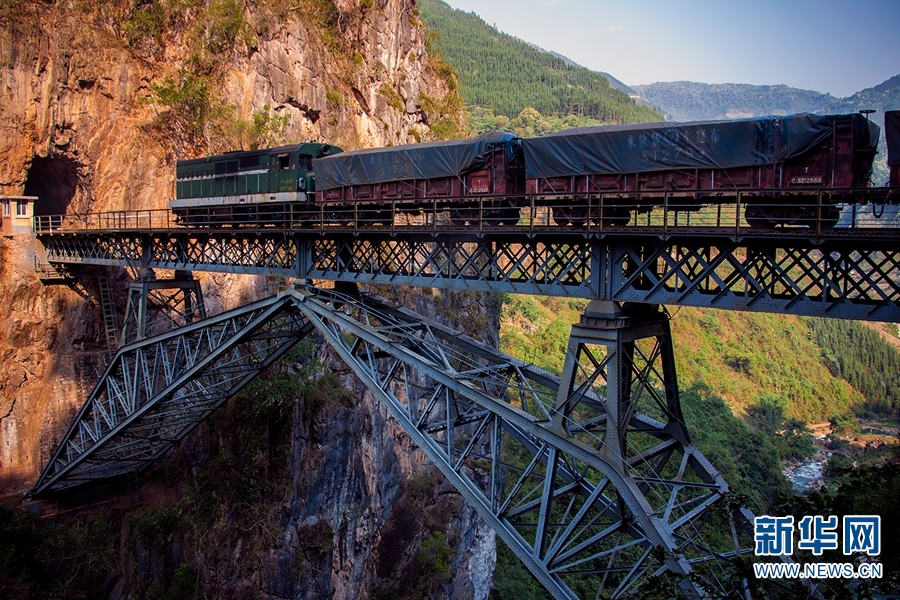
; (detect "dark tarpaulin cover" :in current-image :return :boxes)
[885,111,900,166]
[314,132,518,190]
[521,113,880,178]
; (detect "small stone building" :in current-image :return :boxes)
[1,196,37,235]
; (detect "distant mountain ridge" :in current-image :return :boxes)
[631,81,838,122]
[827,74,900,115]
[631,76,900,123]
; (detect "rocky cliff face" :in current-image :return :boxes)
[0,1,494,598]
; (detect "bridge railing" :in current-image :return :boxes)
[32,187,899,236]
[33,210,176,233]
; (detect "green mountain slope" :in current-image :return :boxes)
[418,0,659,125]
[500,297,864,424]
[544,49,636,95]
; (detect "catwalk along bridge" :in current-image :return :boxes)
[27,197,900,600]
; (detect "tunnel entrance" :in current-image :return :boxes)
[23,155,79,216]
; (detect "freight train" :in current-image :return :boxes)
[171,111,895,229]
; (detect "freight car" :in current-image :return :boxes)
[171,142,339,226]
[886,110,900,190]
[313,132,525,225]
[519,112,880,227]
[312,112,880,228]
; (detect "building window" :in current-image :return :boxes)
[2,200,8,216]
[16,201,27,217]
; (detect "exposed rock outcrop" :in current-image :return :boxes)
[0,1,493,598]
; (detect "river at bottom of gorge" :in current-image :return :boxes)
[782,452,829,493]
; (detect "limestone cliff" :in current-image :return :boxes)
[0,1,493,598]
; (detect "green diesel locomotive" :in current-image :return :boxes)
[171,142,339,226]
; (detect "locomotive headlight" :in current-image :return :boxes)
[298,177,306,190]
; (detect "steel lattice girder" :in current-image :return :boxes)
[29,291,313,497]
[38,232,300,275]
[38,232,900,321]
[290,287,756,599]
[609,239,900,320]
[307,237,594,295]
[149,233,299,274]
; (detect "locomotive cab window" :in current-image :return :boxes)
[297,154,313,171]
[278,154,291,171]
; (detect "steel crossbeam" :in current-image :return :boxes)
[121,269,207,346]
[149,233,299,274]
[291,287,756,599]
[308,237,594,295]
[38,231,900,321]
[29,291,313,497]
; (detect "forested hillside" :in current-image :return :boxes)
[499,297,863,425]
[418,0,659,127]
[544,50,635,94]
[805,318,900,415]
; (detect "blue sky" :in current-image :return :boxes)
[441,0,900,98]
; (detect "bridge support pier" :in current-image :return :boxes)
[121,269,205,345]
[555,301,690,466]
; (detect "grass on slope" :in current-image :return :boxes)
[669,308,863,423]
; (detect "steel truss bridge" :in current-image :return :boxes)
[27,203,900,599]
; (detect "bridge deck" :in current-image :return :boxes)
[33,200,900,322]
